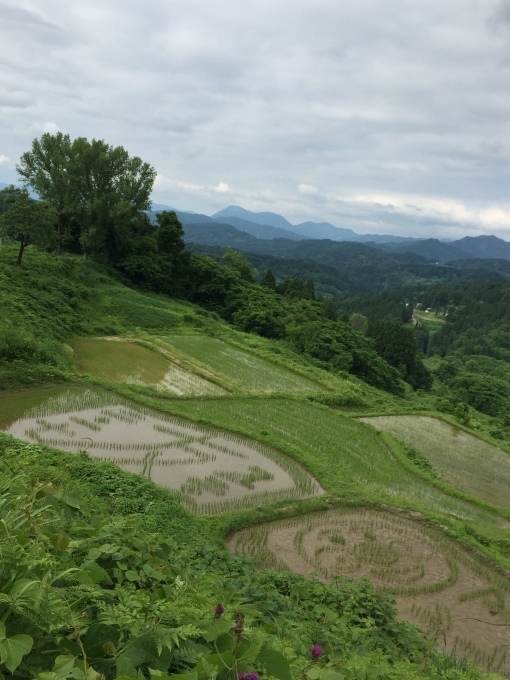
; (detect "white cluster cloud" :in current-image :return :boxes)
[2,0,510,239]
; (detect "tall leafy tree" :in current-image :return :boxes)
[154,210,190,296]
[260,268,277,290]
[222,246,256,282]
[368,318,432,389]
[0,186,56,265]
[17,133,156,261]
[16,133,75,252]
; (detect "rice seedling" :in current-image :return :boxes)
[227,507,510,677]
[159,335,324,393]
[4,387,322,515]
[163,397,508,527]
[363,415,510,509]
[71,337,224,396]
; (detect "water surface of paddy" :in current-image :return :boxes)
[71,338,225,395]
[1,387,322,514]
[159,335,323,392]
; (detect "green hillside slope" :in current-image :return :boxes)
[1,245,509,679]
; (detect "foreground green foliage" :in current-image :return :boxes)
[1,240,510,678]
[0,437,501,680]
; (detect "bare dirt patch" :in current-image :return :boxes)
[227,508,510,677]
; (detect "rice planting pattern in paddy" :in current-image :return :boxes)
[362,415,510,509]
[71,338,225,395]
[159,335,323,393]
[228,508,510,677]
[3,388,322,514]
[165,397,506,527]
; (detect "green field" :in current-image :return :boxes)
[157,396,507,528]
[2,387,322,515]
[159,335,325,393]
[228,508,510,677]
[363,415,510,509]
[2,249,510,678]
[71,337,226,395]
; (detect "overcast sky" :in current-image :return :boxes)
[2,1,510,239]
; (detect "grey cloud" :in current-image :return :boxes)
[2,0,510,239]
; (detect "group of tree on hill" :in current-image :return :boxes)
[0,132,432,394]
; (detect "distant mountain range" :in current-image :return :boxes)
[210,205,416,244]
[4,186,510,263]
[165,204,510,263]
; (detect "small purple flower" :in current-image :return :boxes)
[214,603,225,618]
[311,644,324,660]
[238,673,259,680]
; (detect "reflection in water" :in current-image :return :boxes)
[3,388,322,514]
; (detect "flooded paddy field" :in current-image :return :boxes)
[0,387,322,514]
[159,335,324,393]
[71,337,226,395]
[228,508,510,677]
[362,415,510,509]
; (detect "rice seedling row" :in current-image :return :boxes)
[362,415,510,509]
[228,508,510,677]
[4,388,323,514]
[71,337,226,395]
[159,335,323,393]
[164,397,506,526]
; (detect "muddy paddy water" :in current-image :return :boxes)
[71,338,226,395]
[228,508,510,677]
[0,386,322,514]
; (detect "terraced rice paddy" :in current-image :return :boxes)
[1,388,322,514]
[159,335,323,392]
[362,415,510,509]
[163,397,506,527]
[228,508,510,677]
[71,338,225,395]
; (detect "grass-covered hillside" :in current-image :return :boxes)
[1,244,510,679]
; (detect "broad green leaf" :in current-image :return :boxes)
[3,633,33,673]
[236,637,263,663]
[79,561,113,585]
[0,622,5,639]
[62,493,81,510]
[86,548,102,561]
[52,655,76,676]
[9,578,40,598]
[82,623,120,658]
[125,570,139,582]
[117,654,139,679]
[143,563,165,580]
[202,620,231,643]
[148,672,197,680]
[305,668,320,680]
[10,528,29,545]
[256,649,292,680]
[195,651,233,678]
[49,533,70,553]
[214,633,234,654]
[0,642,7,665]
[322,672,346,680]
